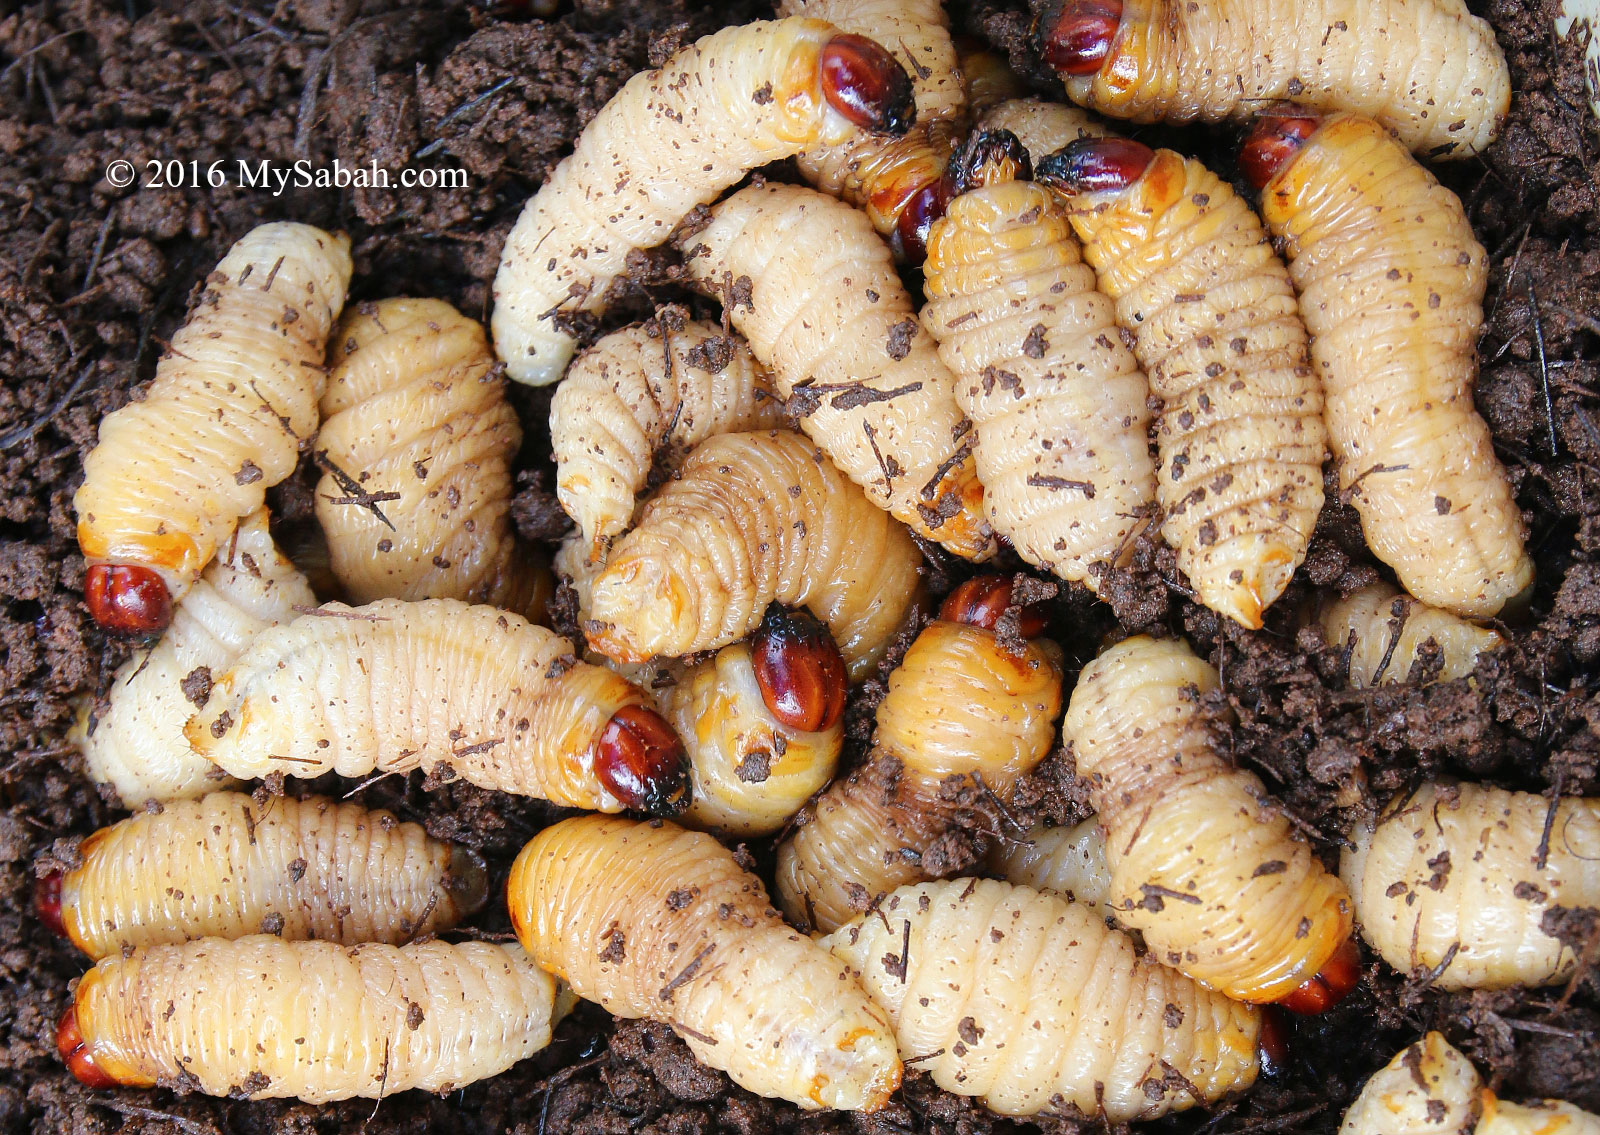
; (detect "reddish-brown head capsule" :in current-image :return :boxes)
[1238,114,1320,191]
[1256,1007,1290,1078]
[1035,137,1156,194]
[819,34,916,135]
[939,575,1048,636]
[948,130,1033,196]
[57,1003,119,1089]
[750,605,848,733]
[1278,936,1361,1014]
[1034,0,1123,76]
[597,705,691,815]
[892,176,953,265]
[34,871,64,937]
[83,563,171,635]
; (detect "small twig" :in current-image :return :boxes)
[658,944,714,1001]
[0,363,94,450]
[82,208,116,292]
[93,1101,217,1135]
[416,75,517,159]
[291,605,389,621]
[1529,285,1559,457]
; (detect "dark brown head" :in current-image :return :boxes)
[939,575,1048,637]
[1034,0,1123,77]
[750,605,848,733]
[596,705,691,816]
[1278,936,1361,1014]
[1238,113,1320,191]
[84,564,172,636]
[892,176,953,265]
[947,129,1033,196]
[1256,1006,1291,1077]
[34,871,65,937]
[1035,137,1156,194]
[57,1002,119,1089]
[819,35,916,135]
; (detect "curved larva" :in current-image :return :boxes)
[50,791,486,960]
[62,937,567,1100]
[1046,0,1509,157]
[551,319,783,560]
[491,18,912,386]
[1339,1032,1600,1135]
[920,173,1156,590]
[975,98,1106,164]
[1057,146,1326,628]
[678,184,995,559]
[986,819,1111,914]
[1341,781,1600,990]
[74,222,351,600]
[584,430,923,680]
[821,879,1261,1121]
[75,510,314,807]
[1256,113,1532,617]
[1065,635,1354,1004]
[316,298,550,620]
[776,618,1063,931]
[187,598,673,813]
[1319,582,1504,687]
[507,815,902,1111]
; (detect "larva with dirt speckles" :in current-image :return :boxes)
[1341,781,1600,990]
[508,815,902,1111]
[74,510,312,807]
[1038,139,1326,628]
[187,597,690,815]
[987,818,1111,913]
[1247,112,1533,618]
[74,223,351,635]
[975,98,1106,164]
[57,936,569,1099]
[822,879,1263,1121]
[491,18,916,386]
[920,134,1155,591]
[776,577,1063,931]
[678,185,994,559]
[1066,635,1357,1010]
[1318,582,1504,687]
[1339,1032,1600,1135]
[1037,0,1510,158]
[552,317,783,561]
[583,430,923,681]
[36,791,486,960]
[316,299,551,621]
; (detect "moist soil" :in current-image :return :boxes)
[2,0,1598,1132]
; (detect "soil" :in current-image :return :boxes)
[1,0,1598,1133]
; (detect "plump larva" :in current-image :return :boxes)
[74,223,351,631]
[822,879,1262,1121]
[1036,0,1510,158]
[678,185,994,559]
[920,133,1155,591]
[987,818,1111,913]
[37,792,486,960]
[75,510,313,807]
[776,577,1064,931]
[1341,781,1600,990]
[1066,635,1356,1008]
[1247,112,1533,618]
[1039,139,1325,628]
[975,97,1106,164]
[583,430,923,680]
[507,815,902,1111]
[316,298,551,620]
[1339,1032,1600,1135]
[58,936,568,1100]
[1318,581,1504,687]
[187,598,690,815]
[551,318,783,560]
[780,0,963,261]
[491,18,915,385]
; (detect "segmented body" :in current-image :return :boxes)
[1319,582,1504,686]
[975,98,1106,163]
[986,818,1111,913]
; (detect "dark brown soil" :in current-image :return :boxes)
[2,0,1597,1132]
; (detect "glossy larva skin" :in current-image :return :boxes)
[507,816,902,1112]
[67,937,566,1101]
[76,510,313,806]
[1260,114,1532,617]
[922,178,1155,589]
[1319,582,1504,687]
[776,619,1063,931]
[189,598,647,809]
[492,18,895,386]
[1339,1032,1600,1135]
[1063,0,1509,157]
[822,880,1261,1121]
[75,223,351,596]
[660,643,843,837]
[1066,636,1353,1002]
[975,98,1106,164]
[55,791,487,959]
[1341,782,1600,990]
[584,431,922,681]
[986,819,1110,913]
[678,186,994,558]
[1067,150,1326,627]
[552,320,783,560]
[317,299,550,620]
